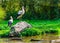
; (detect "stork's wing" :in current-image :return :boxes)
[17,6,25,19]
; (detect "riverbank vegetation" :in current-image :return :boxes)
[0,0,60,37]
[0,20,60,37]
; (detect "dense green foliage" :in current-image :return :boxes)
[0,7,6,20]
[0,20,60,37]
[0,25,10,37]
[0,0,60,37]
[0,0,60,20]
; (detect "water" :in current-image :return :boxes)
[0,34,60,43]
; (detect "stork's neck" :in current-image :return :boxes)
[22,8,24,11]
[10,18,13,20]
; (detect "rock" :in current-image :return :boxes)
[55,39,60,43]
[50,39,60,43]
[10,21,32,36]
[11,37,22,41]
[31,39,43,41]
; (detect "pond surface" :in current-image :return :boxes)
[0,34,60,43]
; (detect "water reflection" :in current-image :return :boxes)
[0,34,60,43]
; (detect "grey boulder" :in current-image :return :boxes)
[10,21,32,36]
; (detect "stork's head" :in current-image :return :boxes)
[10,16,13,19]
[22,6,24,9]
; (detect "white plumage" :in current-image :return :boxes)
[17,6,25,19]
[8,16,13,27]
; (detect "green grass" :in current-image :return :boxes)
[0,19,60,37]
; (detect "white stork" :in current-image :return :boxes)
[8,16,13,27]
[17,6,25,19]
